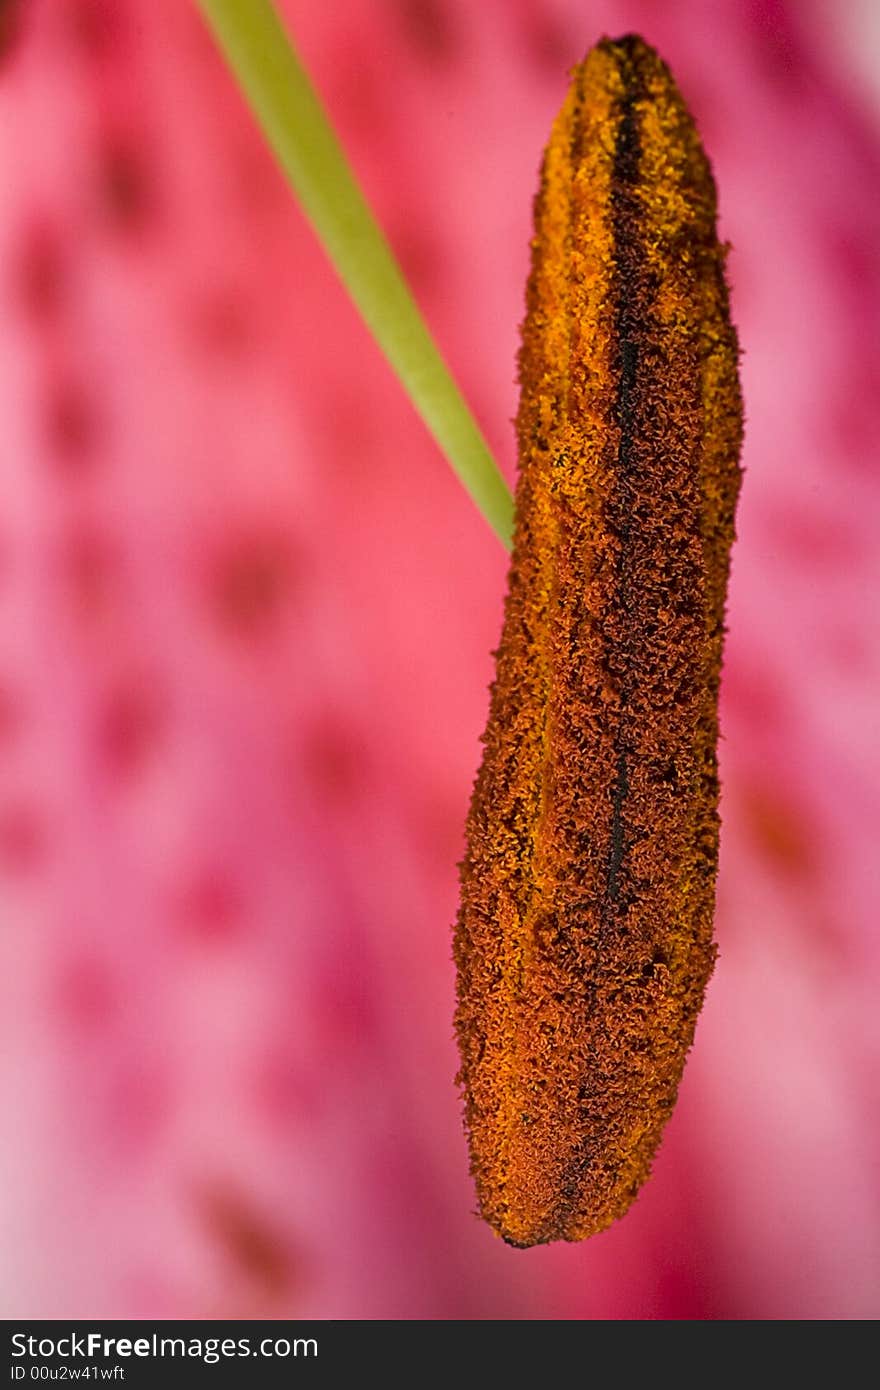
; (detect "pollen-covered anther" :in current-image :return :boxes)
[454,34,743,1248]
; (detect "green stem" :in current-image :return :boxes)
[195,0,514,548]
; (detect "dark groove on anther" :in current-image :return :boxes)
[606,43,646,913]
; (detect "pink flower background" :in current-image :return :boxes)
[1,0,878,1320]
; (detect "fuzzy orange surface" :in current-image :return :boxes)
[455,34,743,1247]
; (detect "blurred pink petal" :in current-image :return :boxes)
[0,0,878,1319]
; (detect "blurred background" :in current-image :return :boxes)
[0,0,878,1320]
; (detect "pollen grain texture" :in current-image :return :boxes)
[454,35,743,1248]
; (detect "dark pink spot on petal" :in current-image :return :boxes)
[333,54,391,138]
[321,385,379,468]
[105,1060,170,1152]
[824,628,873,677]
[44,379,100,473]
[651,1252,720,1322]
[95,680,164,780]
[210,530,297,640]
[97,135,155,234]
[746,0,811,98]
[764,501,864,570]
[720,659,788,731]
[54,951,116,1033]
[312,955,379,1053]
[192,288,251,358]
[302,714,365,804]
[826,359,880,467]
[17,220,66,322]
[511,1,574,75]
[0,801,49,875]
[65,0,120,58]
[251,1047,321,1128]
[394,0,460,64]
[60,525,119,621]
[824,224,879,303]
[0,0,22,62]
[0,683,24,746]
[176,869,243,943]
